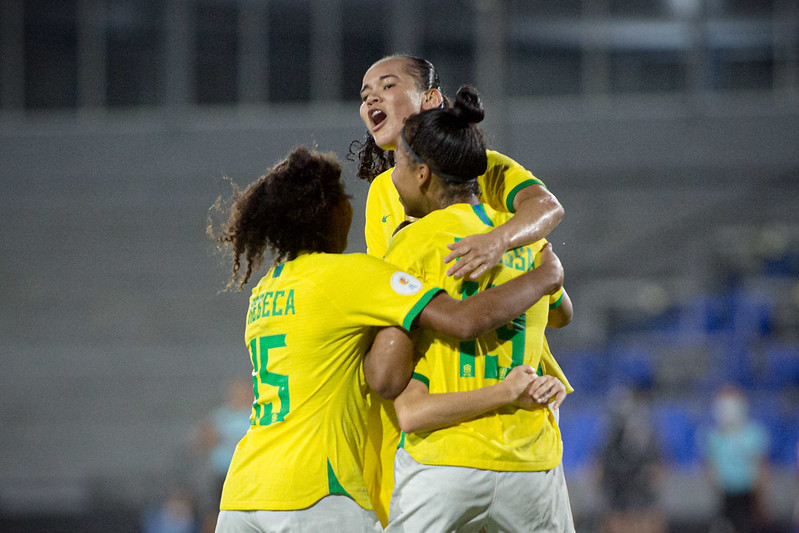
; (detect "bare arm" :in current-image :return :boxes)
[394,365,540,434]
[547,289,573,329]
[363,327,415,400]
[418,243,563,339]
[445,184,564,280]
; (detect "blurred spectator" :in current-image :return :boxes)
[597,385,666,533]
[141,486,199,533]
[192,378,253,533]
[698,384,770,533]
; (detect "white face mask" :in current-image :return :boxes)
[713,393,747,428]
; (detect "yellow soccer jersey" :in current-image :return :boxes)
[219,252,441,512]
[364,149,545,259]
[385,203,563,472]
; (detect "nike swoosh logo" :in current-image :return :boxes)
[382,215,389,222]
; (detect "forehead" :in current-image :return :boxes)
[363,57,410,83]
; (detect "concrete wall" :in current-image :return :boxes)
[1,96,798,517]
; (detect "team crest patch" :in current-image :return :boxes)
[390,271,423,295]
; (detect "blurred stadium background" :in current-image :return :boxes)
[1,0,798,531]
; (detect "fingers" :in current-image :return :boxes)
[550,389,567,410]
[443,242,466,265]
[529,375,565,405]
[444,242,471,278]
[446,261,468,278]
[467,264,489,280]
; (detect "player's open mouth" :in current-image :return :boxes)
[370,109,387,129]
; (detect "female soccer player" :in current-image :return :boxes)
[208,146,566,533]
[352,54,564,279]
[353,54,573,524]
[380,86,576,532]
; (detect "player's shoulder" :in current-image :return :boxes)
[399,207,464,238]
[287,252,385,277]
[318,251,385,267]
[370,168,395,190]
[485,149,524,169]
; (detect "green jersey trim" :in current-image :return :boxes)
[327,459,354,499]
[549,292,564,309]
[506,178,546,212]
[402,288,444,331]
[411,372,430,388]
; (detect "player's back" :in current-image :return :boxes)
[385,204,562,472]
[222,251,434,511]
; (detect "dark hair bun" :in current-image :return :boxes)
[452,85,485,125]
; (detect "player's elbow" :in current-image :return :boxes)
[395,410,422,434]
[547,312,571,329]
[365,367,410,400]
[369,377,407,401]
[551,198,565,224]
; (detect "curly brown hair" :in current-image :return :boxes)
[208,146,350,290]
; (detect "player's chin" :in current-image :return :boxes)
[374,129,399,151]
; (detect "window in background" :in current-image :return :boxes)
[710,45,776,92]
[505,1,584,97]
[507,41,582,96]
[268,0,311,103]
[707,18,776,92]
[106,0,162,107]
[506,0,582,18]
[717,0,777,17]
[195,0,238,105]
[341,0,389,102]
[418,0,475,93]
[611,48,687,93]
[25,0,78,109]
[609,0,671,17]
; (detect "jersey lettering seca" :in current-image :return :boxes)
[219,252,440,511]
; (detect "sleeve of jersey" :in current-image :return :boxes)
[364,171,400,259]
[384,219,436,285]
[549,287,564,308]
[411,356,431,387]
[481,150,547,214]
[345,255,442,331]
[539,336,574,393]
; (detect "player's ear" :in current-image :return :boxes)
[420,89,443,111]
[417,163,432,190]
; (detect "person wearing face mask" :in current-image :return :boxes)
[699,385,771,533]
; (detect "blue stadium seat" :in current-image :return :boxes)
[606,344,655,389]
[559,403,607,472]
[762,341,799,389]
[557,348,607,394]
[652,402,701,466]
